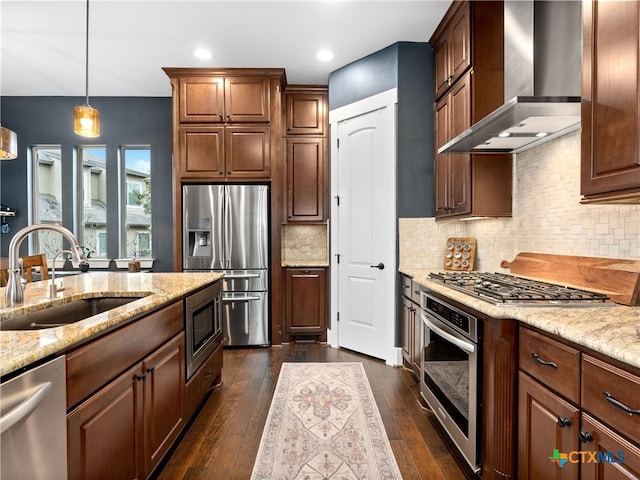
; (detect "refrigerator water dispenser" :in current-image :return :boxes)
[187,218,212,258]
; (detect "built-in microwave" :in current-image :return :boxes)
[185,282,223,380]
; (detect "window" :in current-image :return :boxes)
[96,231,108,257]
[30,146,63,258]
[78,146,108,259]
[121,147,152,259]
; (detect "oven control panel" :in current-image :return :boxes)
[421,291,478,342]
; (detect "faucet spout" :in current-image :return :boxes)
[3,224,85,307]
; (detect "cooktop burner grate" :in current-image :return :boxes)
[428,271,612,306]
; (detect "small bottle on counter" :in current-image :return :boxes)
[128,257,141,272]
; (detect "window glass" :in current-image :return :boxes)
[122,147,152,258]
[31,146,63,258]
[79,146,107,258]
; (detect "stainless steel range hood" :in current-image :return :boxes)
[439,1,582,154]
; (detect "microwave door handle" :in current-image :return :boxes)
[421,312,475,354]
[0,381,52,434]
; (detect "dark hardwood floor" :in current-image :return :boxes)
[155,343,467,480]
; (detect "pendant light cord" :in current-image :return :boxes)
[84,0,90,106]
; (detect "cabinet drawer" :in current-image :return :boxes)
[582,354,640,444]
[66,301,183,409]
[185,343,223,419]
[401,274,412,299]
[519,327,581,403]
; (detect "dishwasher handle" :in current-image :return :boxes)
[0,381,52,434]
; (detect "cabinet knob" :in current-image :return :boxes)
[135,374,146,382]
[227,170,232,175]
[579,431,593,443]
[218,170,224,175]
[557,417,572,428]
[146,366,155,374]
[218,113,223,120]
[226,114,231,120]
[204,370,213,379]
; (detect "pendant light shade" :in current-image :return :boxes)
[0,126,18,160]
[74,0,100,137]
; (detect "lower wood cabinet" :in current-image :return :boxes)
[400,274,421,377]
[68,333,185,480]
[518,326,640,480]
[284,267,327,341]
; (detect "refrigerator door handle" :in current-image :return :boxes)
[224,273,260,280]
[222,294,261,302]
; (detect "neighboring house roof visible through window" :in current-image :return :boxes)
[84,200,107,226]
[38,193,62,223]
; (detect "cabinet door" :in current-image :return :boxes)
[285,92,326,135]
[285,137,325,222]
[179,77,225,123]
[284,268,327,335]
[143,334,185,477]
[434,94,452,215]
[224,77,270,123]
[434,35,451,100]
[179,126,225,179]
[401,295,412,365]
[449,3,471,85]
[68,364,144,480]
[411,307,421,374]
[580,413,640,480]
[518,371,580,480]
[225,126,271,179]
[581,0,640,200]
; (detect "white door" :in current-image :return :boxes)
[329,89,399,365]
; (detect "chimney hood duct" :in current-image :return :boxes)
[439,1,581,154]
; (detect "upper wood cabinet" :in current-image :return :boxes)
[283,86,328,223]
[581,0,640,204]
[178,76,270,124]
[434,70,512,218]
[433,2,471,99]
[285,91,326,135]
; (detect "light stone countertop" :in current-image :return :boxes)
[0,271,224,377]
[401,268,640,371]
[282,260,330,267]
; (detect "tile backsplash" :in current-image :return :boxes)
[400,130,640,271]
[282,224,329,264]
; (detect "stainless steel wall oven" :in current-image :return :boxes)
[185,282,223,380]
[420,290,481,473]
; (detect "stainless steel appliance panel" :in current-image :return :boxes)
[225,185,269,270]
[1,356,67,479]
[223,269,268,292]
[223,291,269,346]
[183,185,224,270]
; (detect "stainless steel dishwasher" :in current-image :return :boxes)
[1,355,67,479]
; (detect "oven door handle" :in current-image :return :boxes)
[421,311,475,354]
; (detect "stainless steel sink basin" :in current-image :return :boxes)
[0,296,145,330]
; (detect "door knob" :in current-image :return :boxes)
[370,263,385,270]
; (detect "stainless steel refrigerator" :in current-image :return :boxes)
[183,184,269,346]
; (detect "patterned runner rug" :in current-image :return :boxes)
[250,362,403,479]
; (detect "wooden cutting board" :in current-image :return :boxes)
[500,252,640,306]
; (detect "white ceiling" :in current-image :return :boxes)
[0,0,452,97]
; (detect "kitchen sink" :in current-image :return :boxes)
[0,296,145,330]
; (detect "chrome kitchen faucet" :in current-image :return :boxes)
[4,224,85,307]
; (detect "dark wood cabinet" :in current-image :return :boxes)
[68,333,185,480]
[284,267,327,340]
[433,2,471,100]
[283,86,328,223]
[518,371,581,480]
[517,326,640,480]
[581,0,640,203]
[400,274,421,377]
[431,1,512,219]
[285,137,325,222]
[434,70,512,217]
[285,91,326,135]
[178,76,270,124]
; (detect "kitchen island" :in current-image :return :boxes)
[0,271,223,377]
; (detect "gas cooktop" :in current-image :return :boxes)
[428,271,614,307]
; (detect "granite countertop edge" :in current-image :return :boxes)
[0,271,224,377]
[282,260,330,267]
[401,268,640,371]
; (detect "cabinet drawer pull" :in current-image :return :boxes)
[531,353,558,368]
[579,431,593,443]
[135,374,146,382]
[603,391,640,415]
[204,370,213,379]
[557,417,572,428]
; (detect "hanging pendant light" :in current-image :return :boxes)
[74,0,100,137]
[0,126,18,160]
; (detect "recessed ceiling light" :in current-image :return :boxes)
[536,132,548,137]
[194,48,212,60]
[317,49,334,62]
[498,131,511,138]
